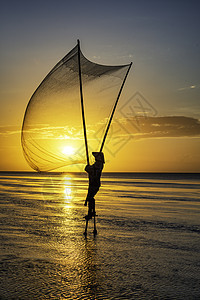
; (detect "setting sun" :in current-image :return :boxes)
[62,146,75,156]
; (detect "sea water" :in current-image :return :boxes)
[0,172,199,299]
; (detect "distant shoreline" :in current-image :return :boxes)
[0,171,199,179]
[0,171,199,174]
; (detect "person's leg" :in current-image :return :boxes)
[85,185,99,206]
[84,186,99,220]
[88,197,95,216]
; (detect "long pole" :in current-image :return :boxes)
[99,62,132,152]
[77,39,90,165]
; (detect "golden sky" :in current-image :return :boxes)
[0,1,200,172]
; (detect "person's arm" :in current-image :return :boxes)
[85,164,94,174]
[94,161,104,171]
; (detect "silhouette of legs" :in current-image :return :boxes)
[84,197,97,236]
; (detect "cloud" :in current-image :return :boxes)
[178,85,199,91]
[0,125,21,136]
[120,116,200,139]
[0,124,93,140]
[1,116,200,141]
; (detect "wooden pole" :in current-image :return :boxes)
[93,201,97,235]
[99,62,132,152]
[84,218,89,236]
[77,39,90,165]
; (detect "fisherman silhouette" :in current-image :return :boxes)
[84,152,105,221]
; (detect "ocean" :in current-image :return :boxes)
[0,172,199,299]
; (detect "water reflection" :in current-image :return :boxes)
[1,172,200,299]
[81,238,98,298]
[41,174,78,203]
[63,176,73,206]
[40,173,101,298]
[64,186,72,201]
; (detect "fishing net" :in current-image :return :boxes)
[21,43,131,172]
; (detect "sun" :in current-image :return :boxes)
[62,146,75,156]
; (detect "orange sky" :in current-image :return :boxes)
[0,1,200,172]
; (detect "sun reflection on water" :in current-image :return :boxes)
[64,186,72,202]
[62,176,75,206]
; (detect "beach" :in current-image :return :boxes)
[0,172,200,299]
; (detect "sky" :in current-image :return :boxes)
[0,0,200,172]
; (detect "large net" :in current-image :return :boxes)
[21,43,131,172]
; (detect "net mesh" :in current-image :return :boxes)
[21,43,130,172]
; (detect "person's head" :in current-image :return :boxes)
[92,152,105,163]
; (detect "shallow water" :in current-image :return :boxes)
[0,172,200,299]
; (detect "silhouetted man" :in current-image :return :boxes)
[84,152,105,220]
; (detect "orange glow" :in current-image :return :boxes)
[0,127,200,172]
[62,146,75,156]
